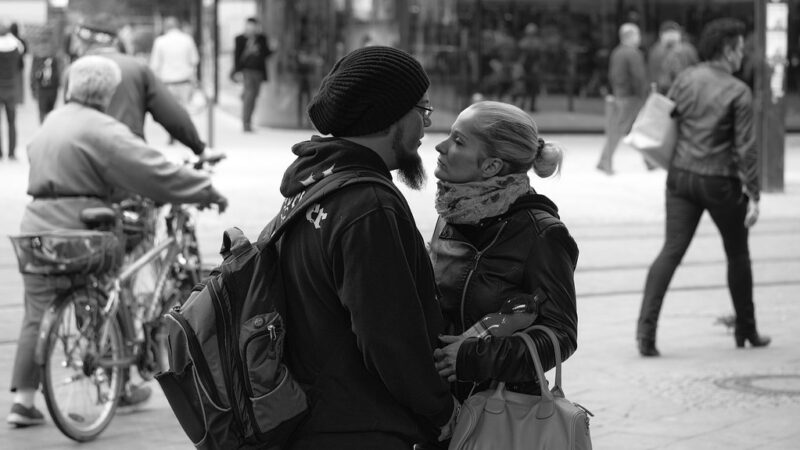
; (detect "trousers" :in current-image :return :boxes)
[241,69,264,127]
[0,89,17,156]
[637,168,757,340]
[598,96,642,169]
[10,274,73,391]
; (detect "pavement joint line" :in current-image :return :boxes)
[578,255,800,272]
[579,278,800,297]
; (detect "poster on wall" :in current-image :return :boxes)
[766,1,788,103]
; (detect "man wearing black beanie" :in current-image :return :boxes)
[261,46,457,449]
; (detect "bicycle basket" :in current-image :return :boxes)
[9,230,122,276]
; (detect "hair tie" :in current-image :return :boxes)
[536,137,546,158]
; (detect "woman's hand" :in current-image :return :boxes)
[433,335,465,382]
[745,199,759,228]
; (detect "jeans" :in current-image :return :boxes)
[36,87,59,123]
[637,169,757,341]
[598,96,642,170]
[241,69,264,128]
[0,90,17,157]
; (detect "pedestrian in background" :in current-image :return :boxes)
[69,14,207,157]
[150,16,200,144]
[648,21,699,94]
[261,46,457,449]
[430,101,579,402]
[9,22,25,105]
[231,17,272,132]
[636,18,769,357]
[6,55,227,428]
[597,23,648,175]
[30,29,61,123]
[0,19,24,160]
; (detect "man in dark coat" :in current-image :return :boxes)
[68,15,208,157]
[231,17,272,132]
[261,46,457,450]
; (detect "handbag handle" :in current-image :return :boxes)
[515,332,556,418]
[520,325,563,390]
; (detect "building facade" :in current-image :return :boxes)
[230,0,797,132]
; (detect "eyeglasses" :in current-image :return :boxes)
[415,105,434,120]
[76,26,116,45]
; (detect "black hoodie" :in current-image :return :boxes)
[270,137,454,447]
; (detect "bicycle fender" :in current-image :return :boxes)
[33,287,108,366]
[34,294,72,366]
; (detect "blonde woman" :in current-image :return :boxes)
[431,101,578,400]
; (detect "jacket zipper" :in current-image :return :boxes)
[458,222,508,332]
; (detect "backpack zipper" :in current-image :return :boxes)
[208,278,248,438]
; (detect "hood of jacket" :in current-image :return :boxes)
[280,136,392,197]
[506,191,560,219]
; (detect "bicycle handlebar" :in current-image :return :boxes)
[187,150,227,170]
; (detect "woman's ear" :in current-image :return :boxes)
[481,157,504,178]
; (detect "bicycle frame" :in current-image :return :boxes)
[35,204,198,372]
[96,204,197,369]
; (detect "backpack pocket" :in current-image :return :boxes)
[156,364,240,449]
[240,312,283,397]
[240,312,308,436]
[249,364,308,435]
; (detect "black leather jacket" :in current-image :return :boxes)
[668,62,759,201]
[430,193,579,399]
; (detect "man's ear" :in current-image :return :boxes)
[481,157,504,178]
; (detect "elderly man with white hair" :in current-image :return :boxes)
[597,22,648,175]
[6,55,227,427]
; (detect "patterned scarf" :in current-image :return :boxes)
[435,173,532,224]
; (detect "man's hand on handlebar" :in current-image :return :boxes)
[199,186,228,213]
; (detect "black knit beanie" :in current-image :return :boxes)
[308,46,430,137]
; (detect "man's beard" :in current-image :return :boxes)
[392,124,426,190]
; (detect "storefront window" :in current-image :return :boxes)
[245,0,800,131]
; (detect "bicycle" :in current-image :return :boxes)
[10,153,225,442]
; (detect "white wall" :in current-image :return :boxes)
[0,0,47,25]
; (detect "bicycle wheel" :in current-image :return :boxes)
[41,289,124,442]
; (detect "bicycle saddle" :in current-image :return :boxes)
[80,207,117,227]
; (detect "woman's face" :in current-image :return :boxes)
[434,108,495,183]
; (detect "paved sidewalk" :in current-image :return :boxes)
[0,99,798,449]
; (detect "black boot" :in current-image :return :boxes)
[734,329,771,348]
[638,338,660,357]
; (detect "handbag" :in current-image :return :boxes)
[448,325,592,450]
[623,90,678,169]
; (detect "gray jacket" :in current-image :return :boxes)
[22,103,213,233]
[668,62,759,201]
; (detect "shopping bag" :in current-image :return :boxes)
[623,91,678,169]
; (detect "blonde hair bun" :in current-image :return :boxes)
[533,141,564,178]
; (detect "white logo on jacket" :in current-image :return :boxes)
[306,204,328,229]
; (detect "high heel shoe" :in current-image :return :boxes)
[734,331,771,348]
[638,338,660,357]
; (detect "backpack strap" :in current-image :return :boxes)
[258,171,401,248]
